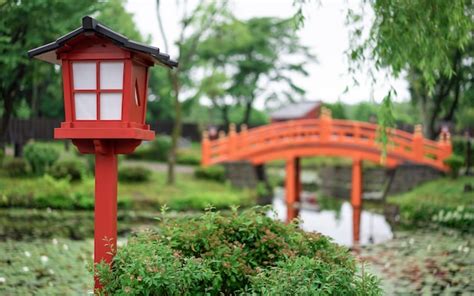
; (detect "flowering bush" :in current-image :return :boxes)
[97,207,381,295]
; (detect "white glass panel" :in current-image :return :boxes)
[74,93,97,120]
[100,62,124,89]
[100,93,122,120]
[72,63,96,89]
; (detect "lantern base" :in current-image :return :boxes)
[54,126,155,154]
[54,127,154,141]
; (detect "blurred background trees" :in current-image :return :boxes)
[1,0,473,170]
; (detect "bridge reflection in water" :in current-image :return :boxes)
[270,191,393,247]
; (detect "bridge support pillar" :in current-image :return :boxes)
[352,205,362,247]
[285,156,301,222]
[351,158,363,208]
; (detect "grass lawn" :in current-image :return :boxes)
[388,176,474,231]
[0,171,255,212]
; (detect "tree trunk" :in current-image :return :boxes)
[167,71,181,185]
[242,99,254,126]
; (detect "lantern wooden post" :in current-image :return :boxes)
[94,146,118,289]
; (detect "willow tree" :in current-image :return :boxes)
[346,0,473,139]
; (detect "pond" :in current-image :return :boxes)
[270,188,393,247]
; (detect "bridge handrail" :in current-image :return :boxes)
[202,114,452,171]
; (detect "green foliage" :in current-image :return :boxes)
[118,166,151,183]
[389,177,474,232]
[443,154,464,179]
[3,158,29,177]
[97,208,380,295]
[49,159,86,182]
[23,142,60,175]
[348,0,472,88]
[248,256,381,295]
[452,136,474,164]
[347,0,473,139]
[194,165,225,182]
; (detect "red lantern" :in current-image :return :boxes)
[28,16,177,290]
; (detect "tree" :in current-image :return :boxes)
[346,0,473,139]
[196,17,314,127]
[156,0,229,184]
[0,0,100,148]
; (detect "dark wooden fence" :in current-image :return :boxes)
[4,118,206,156]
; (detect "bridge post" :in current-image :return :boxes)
[285,156,300,222]
[201,131,210,167]
[351,158,363,208]
[413,124,424,160]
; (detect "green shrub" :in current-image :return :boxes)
[0,148,4,165]
[194,165,225,182]
[3,158,29,177]
[127,135,171,161]
[49,159,86,181]
[443,154,464,178]
[24,142,60,175]
[118,166,151,183]
[248,256,381,295]
[97,207,381,295]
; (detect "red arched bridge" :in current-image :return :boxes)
[201,109,452,221]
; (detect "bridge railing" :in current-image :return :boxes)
[202,111,452,171]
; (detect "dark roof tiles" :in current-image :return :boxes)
[28,16,177,68]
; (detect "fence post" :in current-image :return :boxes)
[320,107,332,142]
[201,131,210,167]
[412,124,424,160]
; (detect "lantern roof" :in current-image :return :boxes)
[28,16,178,68]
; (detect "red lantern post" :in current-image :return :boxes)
[28,16,177,290]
